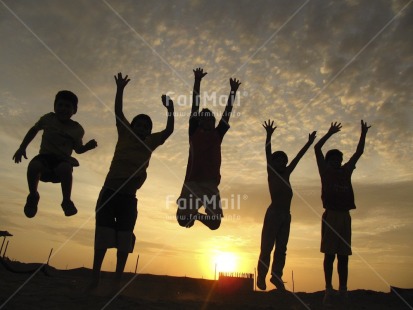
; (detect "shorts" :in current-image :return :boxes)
[31,154,76,183]
[95,188,138,252]
[320,209,352,255]
[176,181,223,217]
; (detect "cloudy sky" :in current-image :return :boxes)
[1,0,412,293]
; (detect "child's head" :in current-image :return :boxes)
[271,151,288,172]
[54,90,78,113]
[198,108,216,131]
[54,90,78,121]
[325,149,343,168]
[131,114,153,139]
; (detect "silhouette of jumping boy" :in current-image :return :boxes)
[257,120,316,291]
[176,68,241,230]
[90,73,174,289]
[314,121,370,305]
[13,90,97,218]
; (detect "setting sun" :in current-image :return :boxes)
[214,252,238,273]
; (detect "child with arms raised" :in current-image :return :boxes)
[257,120,316,291]
[176,68,241,230]
[90,73,174,289]
[314,121,370,305]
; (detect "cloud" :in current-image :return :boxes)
[1,0,412,291]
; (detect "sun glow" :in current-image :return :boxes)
[214,252,238,273]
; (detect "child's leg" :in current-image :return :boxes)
[24,158,45,217]
[176,197,199,228]
[112,231,135,288]
[87,189,118,290]
[54,162,73,202]
[196,213,221,230]
[201,198,222,230]
[55,162,77,216]
[176,183,202,228]
[337,254,349,290]
[27,158,44,194]
[91,248,107,286]
[257,208,277,290]
[271,213,291,290]
[336,212,351,291]
[115,250,129,279]
[323,254,335,289]
[114,194,137,281]
[89,226,115,290]
[199,183,222,230]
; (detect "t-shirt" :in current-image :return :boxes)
[320,163,356,211]
[104,122,165,194]
[34,112,84,166]
[267,169,293,213]
[184,117,229,184]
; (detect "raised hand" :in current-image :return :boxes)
[230,78,241,92]
[114,72,130,89]
[262,119,276,136]
[361,120,371,135]
[193,68,207,80]
[162,95,174,110]
[328,122,342,135]
[85,139,98,151]
[308,131,317,144]
[12,148,27,163]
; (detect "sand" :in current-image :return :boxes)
[1,260,412,310]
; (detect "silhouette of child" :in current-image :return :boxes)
[314,120,370,305]
[176,68,241,230]
[13,90,97,218]
[257,120,316,291]
[90,73,174,289]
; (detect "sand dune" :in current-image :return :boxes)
[1,259,412,310]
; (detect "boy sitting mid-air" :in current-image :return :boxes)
[13,90,97,218]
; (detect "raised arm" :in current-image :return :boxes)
[74,139,98,154]
[12,126,40,163]
[221,78,241,125]
[161,95,175,140]
[314,122,342,173]
[191,68,207,118]
[262,120,276,164]
[288,131,317,172]
[347,120,371,167]
[114,72,131,125]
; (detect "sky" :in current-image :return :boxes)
[0,0,412,294]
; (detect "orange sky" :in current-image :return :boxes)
[1,0,412,293]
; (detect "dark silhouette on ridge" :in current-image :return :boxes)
[89,73,174,290]
[257,120,316,291]
[12,90,97,218]
[176,67,241,230]
[314,120,371,306]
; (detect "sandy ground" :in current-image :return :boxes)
[1,261,412,310]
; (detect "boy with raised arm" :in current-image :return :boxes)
[90,73,174,289]
[176,68,241,230]
[314,121,370,305]
[257,120,316,291]
[13,90,97,218]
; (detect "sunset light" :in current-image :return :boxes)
[1,1,412,303]
[214,252,238,273]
